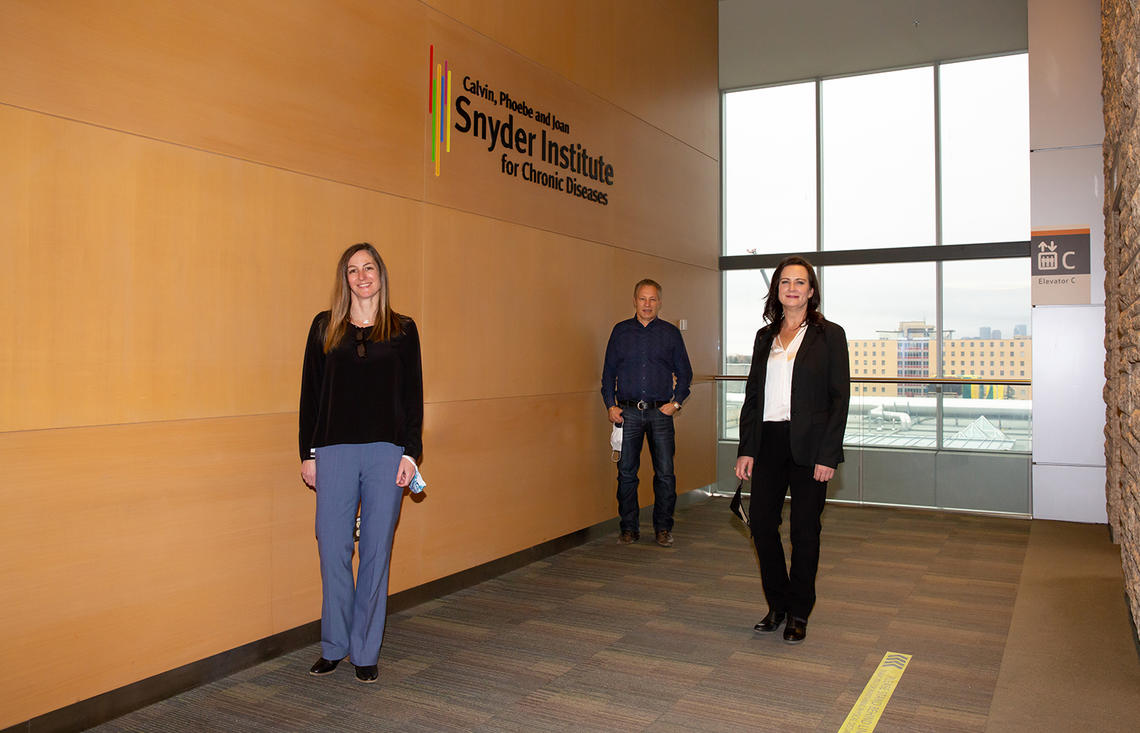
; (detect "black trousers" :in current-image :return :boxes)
[749,421,828,620]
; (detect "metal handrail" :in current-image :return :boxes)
[714,375,1031,387]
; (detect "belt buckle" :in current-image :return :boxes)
[636,400,649,410]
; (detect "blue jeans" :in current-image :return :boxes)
[616,406,676,533]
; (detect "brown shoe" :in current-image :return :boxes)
[655,530,674,547]
[617,530,640,544]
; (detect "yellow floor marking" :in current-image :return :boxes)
[837,652,912,733]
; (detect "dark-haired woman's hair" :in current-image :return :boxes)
[762,255,823,327]
[323,243,403,353]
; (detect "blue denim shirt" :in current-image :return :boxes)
[601,317,693,408]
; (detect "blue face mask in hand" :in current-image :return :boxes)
[410,468,426,494]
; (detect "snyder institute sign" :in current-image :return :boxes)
[1031,229,1090,305]
[426,44,617,207]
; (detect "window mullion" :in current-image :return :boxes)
[816,78,824,254]
[934,63,944,453]
[934,63,943,248]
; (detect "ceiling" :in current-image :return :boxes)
[719,0,1029,90]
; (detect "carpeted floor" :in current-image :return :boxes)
[86,498,1140,732]
[985,519,1140,732]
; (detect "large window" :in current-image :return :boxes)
[723,82,816,255]
[939,55,1031,245]
[722,55,1031,456]
[821,67,936,250]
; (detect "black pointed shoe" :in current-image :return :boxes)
[309,657,341,675]
[783,616,807,644]
[355,664,379,683]
[753,609,786,633]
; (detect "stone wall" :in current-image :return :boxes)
[1102,0,1140,633]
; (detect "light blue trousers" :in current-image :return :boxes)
[314,441,403,666]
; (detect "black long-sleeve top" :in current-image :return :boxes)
[298,311,424,462]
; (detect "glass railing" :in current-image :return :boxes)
[717,376,1031,453]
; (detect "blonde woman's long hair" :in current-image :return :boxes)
[322,242,403,353]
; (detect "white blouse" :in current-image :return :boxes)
[763,322,807,422]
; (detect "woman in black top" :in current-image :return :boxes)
[299,242,423,683]
[734,256,849,645]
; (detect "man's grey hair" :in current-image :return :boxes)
[634,278,662,297]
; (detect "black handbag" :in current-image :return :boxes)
[729,480,749,527]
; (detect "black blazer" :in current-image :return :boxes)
[736,318,850,469]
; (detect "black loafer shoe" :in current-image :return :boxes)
[783,616,807,644]
[309,657,341,675]
[618,530,640,544]
[753,609,786,633]
[355,664,378,683]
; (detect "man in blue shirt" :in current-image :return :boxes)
[601,279,693,547]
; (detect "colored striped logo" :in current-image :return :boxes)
[427,44,452,177]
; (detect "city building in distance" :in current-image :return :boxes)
[849,321,1032,399]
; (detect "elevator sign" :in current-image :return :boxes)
[1031,229,1090,305]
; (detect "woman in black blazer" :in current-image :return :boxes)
[734,256,850,644]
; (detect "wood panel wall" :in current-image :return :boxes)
[0,0,719,725]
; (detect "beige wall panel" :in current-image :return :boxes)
[0,0,428,200]
[423,13,718,268]
[0,105,424,432]
[270,474,322,632]
[420,207,614,403]
[608,251,721,379]
[386,394,619,588]
[388,390,714,590]
[420,210,719,403]
[422,0,720,158]
[0,414,302,728]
